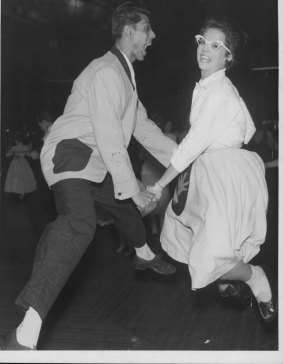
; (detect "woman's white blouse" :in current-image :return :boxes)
[170,69,256,172]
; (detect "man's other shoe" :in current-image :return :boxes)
[133,255,176,275]
[0,330,36,350]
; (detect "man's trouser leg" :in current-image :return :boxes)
[92,174,146,248]
[15,178,96,320]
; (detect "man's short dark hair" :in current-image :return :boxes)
[112,1,150,39]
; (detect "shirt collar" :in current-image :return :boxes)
[120,50,135,76]
[196,69,226,88]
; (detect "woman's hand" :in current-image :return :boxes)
[132,190,158,217]
[146,183,163,200]
[132,190,156,210]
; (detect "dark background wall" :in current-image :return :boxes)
[1,0,278,135]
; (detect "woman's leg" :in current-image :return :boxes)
[219,260,272,301]
[219,260,252,281]
[217,261,252,298]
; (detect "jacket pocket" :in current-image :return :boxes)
[53,138,92,174]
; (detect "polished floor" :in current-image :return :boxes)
[0,179,279,354]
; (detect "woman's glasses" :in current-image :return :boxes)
[195,34,231,55]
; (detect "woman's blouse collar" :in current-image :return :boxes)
[197,69,226,88]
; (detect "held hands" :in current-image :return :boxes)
[146,182,163,200]
[132,190,158,217]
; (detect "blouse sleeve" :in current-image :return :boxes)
[170,90,241,172]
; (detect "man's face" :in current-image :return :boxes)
[129,15,155,62]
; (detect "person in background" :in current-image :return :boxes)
[139,114,174,235]
[0,1,177,350]
[24,111,57,237]
[37,111,55,142]
[163,119,177,142]
[28,110,56,175]
[245,120,278,277]
[245,121,278,166]
[148,17,276,324]
[163,119,178,197]
[4,129,37,200]
[175,125,190,144]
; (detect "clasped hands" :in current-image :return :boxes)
[132,182,163,217]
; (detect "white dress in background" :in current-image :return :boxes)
[4,143,37,195]
[161,69,268,290]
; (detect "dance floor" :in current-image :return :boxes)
[0,184,278,355]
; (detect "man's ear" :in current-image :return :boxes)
[124,24,134,39]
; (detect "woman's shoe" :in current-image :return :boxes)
[256,266,277,323]
[258,298,277,323]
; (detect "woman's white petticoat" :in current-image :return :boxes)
[5,157,37,195]
[161,148,268,289]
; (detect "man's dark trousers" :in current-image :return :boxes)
[15,175,146,319]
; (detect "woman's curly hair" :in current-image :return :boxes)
[200,17,248,70]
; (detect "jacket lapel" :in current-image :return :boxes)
[110,46,135,90]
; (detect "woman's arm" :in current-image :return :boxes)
[147,163,179,198]
[148,89,241,198]
[158,164,179,188]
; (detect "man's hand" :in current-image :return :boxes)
[132,190,158,217]
[132,190,156,210]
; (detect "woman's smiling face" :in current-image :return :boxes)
[197,28,231,79]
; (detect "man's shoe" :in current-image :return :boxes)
[133,255,176,275]
[0,330,36,350]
